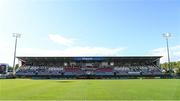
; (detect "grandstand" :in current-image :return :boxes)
[16,56,163,78]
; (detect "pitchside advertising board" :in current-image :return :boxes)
[73,57,105,61]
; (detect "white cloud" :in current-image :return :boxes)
[0,34,126,66]
[48,34,75,46]
[149,45,180,63]
[17,47,125,57]
[0,46,14,66]
[0,35,14,66]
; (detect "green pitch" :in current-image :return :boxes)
[0,79,180,100]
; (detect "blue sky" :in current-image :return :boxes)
[0,0,180,65]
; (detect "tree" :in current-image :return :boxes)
[15,64,19,70]
[161,61,180,74]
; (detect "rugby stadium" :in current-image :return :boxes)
[1,56,180,100]
[16,56,163,78]
[1,0,180,100]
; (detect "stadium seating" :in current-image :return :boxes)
[64,67,84,75]
[113,65,162,76]
[16,65,162,77]
[95,68,113,75]
[16,66,64,76]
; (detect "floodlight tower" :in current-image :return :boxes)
[12,33,21,75]
[163,33,171,72]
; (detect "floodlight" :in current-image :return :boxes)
[12,33,21,75]
[13,33,21,38]
[163,33,171,38]
[162,32,171,73]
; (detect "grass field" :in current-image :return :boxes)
[0,79,180,100]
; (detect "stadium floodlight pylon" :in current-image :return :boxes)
[163,33,171,73]
[12,33,21,75]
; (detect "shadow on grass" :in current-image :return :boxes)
[56,80,76,83]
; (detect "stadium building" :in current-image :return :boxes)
[16,56,163,78]
[0,63,9,74]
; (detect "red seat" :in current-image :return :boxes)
[96,68,113,72]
